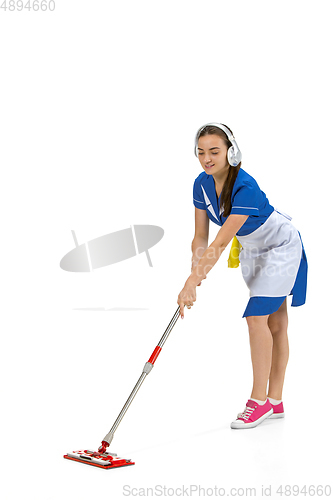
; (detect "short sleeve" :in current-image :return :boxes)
[231,181,260,216]
[193,178,206,210]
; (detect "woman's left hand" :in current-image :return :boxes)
[177,280,197,319]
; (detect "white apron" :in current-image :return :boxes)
[236,209,303,299]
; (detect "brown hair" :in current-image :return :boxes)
[198,124,241,217]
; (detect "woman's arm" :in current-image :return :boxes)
[191,208,209,280]
[177,214,248,318]
[188,214,248,286]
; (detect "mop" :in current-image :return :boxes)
[64,306,181,469]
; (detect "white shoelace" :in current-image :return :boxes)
[237,406,256,420]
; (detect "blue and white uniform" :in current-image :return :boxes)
[193,168,308,317]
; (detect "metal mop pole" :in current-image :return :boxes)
[99,306,181,452]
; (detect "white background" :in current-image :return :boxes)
[1,1,332,499]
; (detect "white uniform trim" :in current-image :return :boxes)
[200,185,220,223]
[232,206,259,210]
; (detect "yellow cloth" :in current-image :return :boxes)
[228,236,242,268]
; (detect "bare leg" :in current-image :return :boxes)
[246,314,272,401]
[267,298,289,400]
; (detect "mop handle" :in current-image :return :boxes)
[99,306,181,451]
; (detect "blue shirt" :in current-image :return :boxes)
[193,168,274,236]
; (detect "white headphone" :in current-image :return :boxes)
[194,122,242,167]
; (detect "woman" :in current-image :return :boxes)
[177,123,308,429]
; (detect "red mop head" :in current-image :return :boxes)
[98,441,109,454]
[64,449,135,470]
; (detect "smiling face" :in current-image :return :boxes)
[197,134,230,177]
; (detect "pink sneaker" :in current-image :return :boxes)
[269,401,285,419]
[231,399,273,429]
